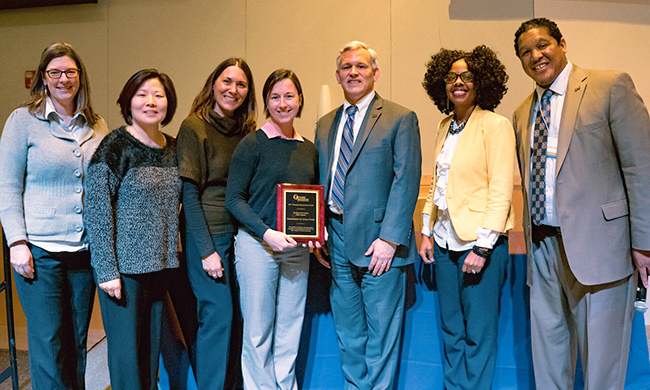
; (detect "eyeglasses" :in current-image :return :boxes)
[45,69,80,79]
[444,71,474,84]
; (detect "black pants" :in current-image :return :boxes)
[98,269,170,390]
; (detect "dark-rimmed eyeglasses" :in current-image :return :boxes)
[444,71,474,84]
[45,69,80,79]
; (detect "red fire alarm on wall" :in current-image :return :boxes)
[25,70,36,89]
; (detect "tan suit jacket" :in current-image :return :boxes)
[513,65,650,286]
[423,107,516,242]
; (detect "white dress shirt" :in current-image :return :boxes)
[327,91,376,213]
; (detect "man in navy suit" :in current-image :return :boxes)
[313,41,421,390]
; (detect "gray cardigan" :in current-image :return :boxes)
[84,127,181,283]
[0,107,108,247]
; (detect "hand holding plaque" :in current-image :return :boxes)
[276,183,325,245]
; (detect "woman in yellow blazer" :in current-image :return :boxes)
[420,46,515,390]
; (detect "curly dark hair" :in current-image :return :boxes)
[514,18,563,57]
[422,45,508,115]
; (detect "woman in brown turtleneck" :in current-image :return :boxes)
[175,57,257,390]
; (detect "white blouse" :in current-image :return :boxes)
[422,119,499,251]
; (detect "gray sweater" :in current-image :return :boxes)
[85,127,181,283]
[0,106,108,247]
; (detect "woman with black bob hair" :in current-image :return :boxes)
[419,46,515,390]
[0,42,107,389]
[85,69,180,390]
[176,57,257,389]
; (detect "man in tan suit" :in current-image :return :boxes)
[512,18,650,389]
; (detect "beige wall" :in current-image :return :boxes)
[1,0,650,343]
[3,1,649,171]
[0,0,536,172]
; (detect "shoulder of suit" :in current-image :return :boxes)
[376,97,416,118]
[478,111,514,138]
[466,108,511,134]
[514,92,536,117]
[474,107,508,121]
[573,65,628,84]
[571,66,640,102]
[317,105,342,126]
[438,113,453,129]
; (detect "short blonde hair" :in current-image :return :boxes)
[336,41,379,70]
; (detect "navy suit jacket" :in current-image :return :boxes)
[314,93,422,267]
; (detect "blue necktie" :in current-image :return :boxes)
[531,89,553,225]
[331,105,358,212]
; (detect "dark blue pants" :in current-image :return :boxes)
[434,236,508,390]
[185,232,238,390]
[328,218,406,390]
[14,245,94,390]
[98,269,170,390]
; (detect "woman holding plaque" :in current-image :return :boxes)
[419,46,515,390]
[226,69,318,390]
[176,57,257,390]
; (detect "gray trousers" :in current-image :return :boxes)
[529,227,635,390]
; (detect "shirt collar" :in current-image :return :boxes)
[45,96,85,124]
[343,91,375,114]
[536,61,572,100]
[261,120,304,142]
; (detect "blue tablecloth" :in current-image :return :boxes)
[160,254,650,389]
